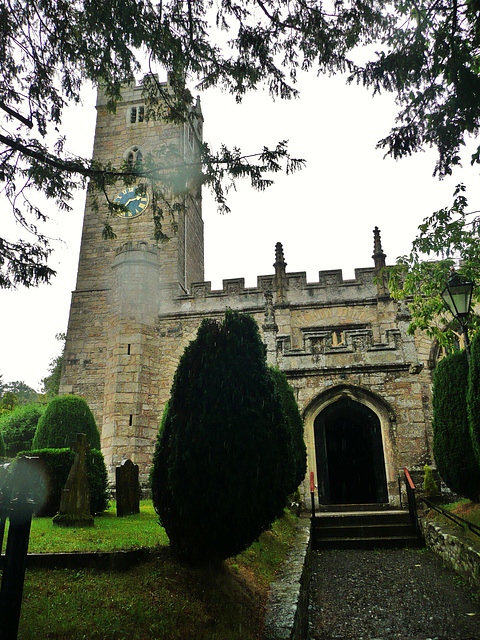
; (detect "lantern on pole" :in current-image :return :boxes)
[441,271,474,360]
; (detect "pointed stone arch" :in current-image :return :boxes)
[303,384,399,506]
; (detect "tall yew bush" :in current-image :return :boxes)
[433,350,480,501]
[151,310,303,563]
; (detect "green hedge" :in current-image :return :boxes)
[33,395,100,450]
[0,430,5,458]
[468,332,480,468]
[0,403,44,456]
[433,350,480,501]
[17,448,109,516]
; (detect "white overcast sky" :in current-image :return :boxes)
[2,70,480,391]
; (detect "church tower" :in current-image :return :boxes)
[60,76,204,478]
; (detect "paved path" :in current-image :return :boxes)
[308,547,480,640]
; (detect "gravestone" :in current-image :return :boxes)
[116,459,140,517]
[53,433,94,527]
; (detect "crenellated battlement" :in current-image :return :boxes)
[178,265,378,305]
[115,241,160,257]
[97,74,168,107]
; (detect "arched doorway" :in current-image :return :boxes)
[314,397,388,504]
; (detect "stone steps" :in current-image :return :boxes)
[313,504,422,549]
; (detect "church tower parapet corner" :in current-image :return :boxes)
[372,226,389,298]
[115,241,160,258]
[274,242,289,305]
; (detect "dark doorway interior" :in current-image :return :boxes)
[314,397,388,504]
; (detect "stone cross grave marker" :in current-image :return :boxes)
[53,433,94,527]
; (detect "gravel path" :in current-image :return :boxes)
[308,547,480,640]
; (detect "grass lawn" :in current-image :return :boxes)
[426,499,480,543]
[5,501,299,639]
[26,501,169,553]
[440,499,480,526]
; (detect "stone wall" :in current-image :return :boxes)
[421,518,480,588]
[264,516,312,640]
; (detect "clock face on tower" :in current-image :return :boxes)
[114,186,149,218]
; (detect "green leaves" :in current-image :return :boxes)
[4,1,480,287]
[389,184,480,343]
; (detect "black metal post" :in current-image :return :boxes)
[403,468,420,540]
[310,471,315,521]
[0,499,34,640]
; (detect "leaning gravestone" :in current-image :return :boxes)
[116,459,140,517]
[53,433,94,527]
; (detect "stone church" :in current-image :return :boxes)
[60,76,437,506]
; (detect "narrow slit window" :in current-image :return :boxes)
[129,415,133,426]
[127,344,131,355]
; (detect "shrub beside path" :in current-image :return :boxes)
[308,547,480,640]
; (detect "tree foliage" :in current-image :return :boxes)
[0,391,18,415]
[151,310,303,563]
[0,402,44,457]
[0,430,5,459]
[432,349,480,501]
[4,1,480,287]
[33,395,101,450]
[3,380,39,404]
[41,333,66,399]
[389,184,480,343]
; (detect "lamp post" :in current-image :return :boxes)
[440,271,474,362]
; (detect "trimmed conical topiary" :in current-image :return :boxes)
[151,310,301,563]
[33,395,101,450]
[433,350,480,501]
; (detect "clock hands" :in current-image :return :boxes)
[115,187,148,218]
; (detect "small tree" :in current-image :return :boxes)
[33,395,101,450]
[5,381,39,405]
[432,350,480,501]
[0,403,44,457]
[151,310,298,563]
[42,333,66,399]
[423,464,439,497]
[0,391,18,415]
